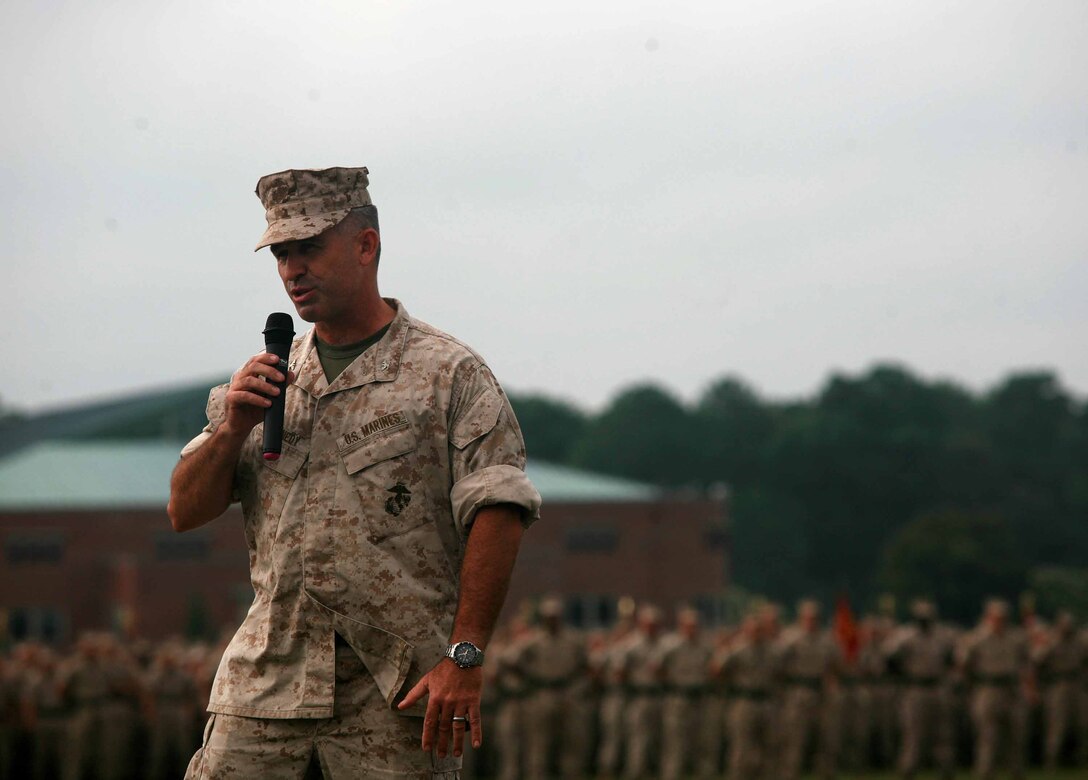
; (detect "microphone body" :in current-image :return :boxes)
[262,313,296,461]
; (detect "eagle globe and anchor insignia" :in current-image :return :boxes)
[385,482,412,516]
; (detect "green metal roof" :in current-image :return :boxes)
[0,441,182,510]
[524,460,658,502]
[0,441,659,511]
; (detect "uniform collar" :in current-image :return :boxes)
[291,298,410,398]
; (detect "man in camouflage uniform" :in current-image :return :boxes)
[490,614,533,780]
[595,596,637,777]
[715,613,777,780]
[514,597,590,780]
[99,634,143,780]
[883,600,955,780]
[1032,611,1085,770]
[58,633,110,780]
[658,607,715,780]
[775,600,843,780]
[0,652,16,780]
[21,647,69,780]
[147,644,200,780]
[618,605,665,779]
[864,616,898,770]
[169,166,541,779]
[959,599,1033,780]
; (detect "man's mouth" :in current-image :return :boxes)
[290,287,315,303]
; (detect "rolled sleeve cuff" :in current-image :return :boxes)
[179,429,214,459]
[450,464,541,533]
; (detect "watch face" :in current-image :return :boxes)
[453,642,479,667]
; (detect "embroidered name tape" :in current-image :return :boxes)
[338,411,409,450]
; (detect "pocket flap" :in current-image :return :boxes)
[342,426,418,474]
[262,440,307,479]
[450,389,502,450]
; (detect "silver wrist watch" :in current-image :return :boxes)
[445,641,485,669]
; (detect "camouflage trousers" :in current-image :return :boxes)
[494,696,525,780]
[778,686,839,780]
[0,725,11,780]
[526,688,589,780]
[898,685,954,778]
[970,685,1026,780]
[1042,681,1080,769]
[660,693,718,779]
[184,645,460,780]
[62,706,104,780]
[726,697,773,780]
[32,717,67,780]
[150,704,198,780]
[99,700,137,780]
[867,683,898,769]
[623,693,662,779]
[596,690,626,775]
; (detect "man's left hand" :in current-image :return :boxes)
[398,659,483,758]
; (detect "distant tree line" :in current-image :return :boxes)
[509,365,1088,623]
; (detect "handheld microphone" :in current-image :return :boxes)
[262,312,295,461]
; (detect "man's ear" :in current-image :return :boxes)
[357,227,380,267]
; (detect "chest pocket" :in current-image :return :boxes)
[341,425,425,543]
[262,440,308,480]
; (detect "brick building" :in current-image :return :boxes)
[0,385,730,645]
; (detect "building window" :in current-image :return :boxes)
[155,532,209,561]
[5,530,65,564]
[562,594,619,629]
[565,525,618,553]
[693,593,734,626]
[7,607,68,643]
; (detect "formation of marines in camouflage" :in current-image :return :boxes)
[2,594,1088,778]
[0,632,220,780]
[475,595,1088,780]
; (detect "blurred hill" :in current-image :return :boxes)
[2,363,1086,622]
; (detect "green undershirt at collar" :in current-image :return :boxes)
[315,323,391,384]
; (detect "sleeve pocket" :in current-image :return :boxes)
[342,426,418,474]
[450,389,502,450]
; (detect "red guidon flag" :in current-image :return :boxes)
[834,594,859,663]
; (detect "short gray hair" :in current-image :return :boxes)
[338,205,381,264]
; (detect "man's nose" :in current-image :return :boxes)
[282,254,307,280]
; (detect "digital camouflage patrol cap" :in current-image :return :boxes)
[253,166,372,251]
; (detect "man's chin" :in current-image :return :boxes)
[290,303,319,323]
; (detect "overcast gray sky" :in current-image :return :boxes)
[3,0,1086,413]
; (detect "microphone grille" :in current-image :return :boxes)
[263,312,295,341]
[264,312,295,332]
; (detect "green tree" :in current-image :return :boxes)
[694,376,775,488]
[878,510,1027,624]
[570,383,697,486]
[508,394,588,464]
[0,396,24,425]
[765,365,981,595]
[984,373,1085,565]
[729,487,812,602]
[1028,566,1088,619]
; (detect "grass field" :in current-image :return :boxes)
[558,772,1088,779]
[580,773,1088,780]
[790,773,1088,779]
